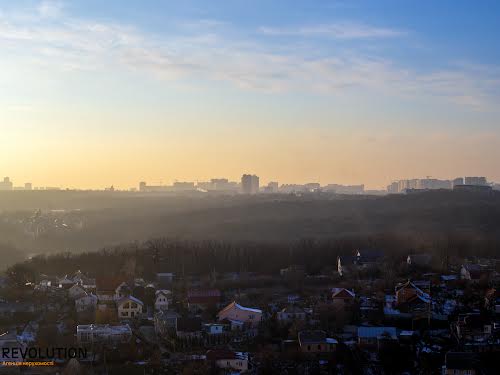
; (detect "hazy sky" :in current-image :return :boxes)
[1,0,500,189]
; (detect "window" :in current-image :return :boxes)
[131,302,138,308]
[121,312,128,316]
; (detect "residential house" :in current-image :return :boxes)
[298,330,337,354]
[355,249,384,266]
[75,294,98,313]
[68,284,87,300]
[357,326,397,348]
[206,350,249,372]
[217,301,262,328]
[115,282,132,300]
[332,288,356,311]
[38,276,57,290]
[154,310,179,338]
[187,289,221,311]
[96,277,124,303]
[76,324,132,345]
[58,275,74,289]
[277,306,307,323]
[154,290,170,311]
[117,296,144,320]
[394,280,430,317]
[72,270,96,288]
[337,249,384,275]
[395,280,430,304]
[80,277,96,290]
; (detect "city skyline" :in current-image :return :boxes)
[2,1,500,189]
[0,174,497,193]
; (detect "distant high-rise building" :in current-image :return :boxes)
[261,181,279,193]
[138,181,170,192]
[389,178,455,193]
[24,182,33,190]
[387,182,399,194]
[241,174,259,194]
[304,183,321,192]
[196,181,214,191]
[452,177,464,187]
[211,178,236,191]
[417,178,451,190]
[197,179,239,192]
[173,182,195,191]
[464,176,487,186]
[325,184,365,194]
[267,181,279,193]
[0,177,13,191]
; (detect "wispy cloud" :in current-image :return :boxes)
[0,1,499,111]
[37,0,64,19]
[258,23,405,39]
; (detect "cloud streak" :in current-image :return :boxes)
[258,23,405,39]
[0,1,499,110]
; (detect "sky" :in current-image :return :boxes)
[1,0,500,190]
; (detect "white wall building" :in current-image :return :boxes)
[117,296,144,319]
[154,290,170,311]
[75,294,98,313]
[76,324,132,345]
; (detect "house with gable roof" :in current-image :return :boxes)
[332,288,356,311]
[154,290,170,311]
[217,301,262,328]
[117,295,144,320]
